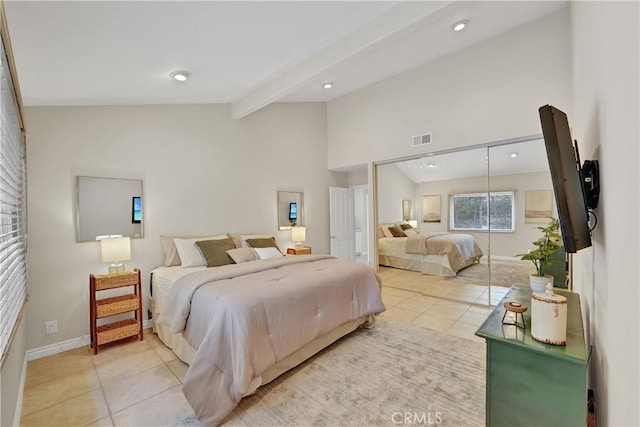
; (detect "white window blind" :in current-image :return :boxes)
[0,38,27,363]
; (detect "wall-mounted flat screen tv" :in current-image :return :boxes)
[289,202,297,221]
[132,196,142,224]
[539,105,592,253]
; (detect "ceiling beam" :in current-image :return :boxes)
[230,1,453,120]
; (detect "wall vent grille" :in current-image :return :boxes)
[412,133,432,146]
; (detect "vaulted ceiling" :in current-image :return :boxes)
[4,1,567,119]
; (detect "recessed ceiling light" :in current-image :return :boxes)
[452,20,469,32]
[510,152,519,158]
[322,81,334,89]
[427,163,436,168]
[170,71,191,82]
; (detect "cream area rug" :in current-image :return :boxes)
[448,259,535,288]
[186,318,486,426]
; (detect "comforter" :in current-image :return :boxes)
[405,232,483,272]
[158,254,385,426]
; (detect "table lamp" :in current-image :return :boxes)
[100,236,131,273]
[291,226,306,247]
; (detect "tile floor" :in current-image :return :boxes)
[20,266,507,426]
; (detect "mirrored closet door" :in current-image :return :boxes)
[375,135,567,307]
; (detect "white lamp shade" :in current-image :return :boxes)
[101,237,131,263]
[291,226,306,243]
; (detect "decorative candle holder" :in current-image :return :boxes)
[502,301,527,330]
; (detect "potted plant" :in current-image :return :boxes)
[517,218,562,292]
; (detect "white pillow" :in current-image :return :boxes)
[226,247,258,264]
[404,228,418,236]
[254,247,284,260]
[174,237,227,267]
[240,234,275,248]
[162,234,227,266]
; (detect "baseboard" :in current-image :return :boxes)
[26,335,91,361]
[26,319,154,361]
[13,354,27,426]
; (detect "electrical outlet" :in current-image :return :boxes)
[45,320,58,335]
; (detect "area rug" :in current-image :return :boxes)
[214,318,486,426]
[447,259,535,288]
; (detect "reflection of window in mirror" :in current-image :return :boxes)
[76,176,144,242]
[278,191,304,230]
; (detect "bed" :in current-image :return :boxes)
[151,236,385,426]
[378,227,483,276]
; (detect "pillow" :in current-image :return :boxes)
[380,225,394,238]
[388,225,407,238]
[254,247,284,260]
[226,247,258,264]
[161,234,228,266]
[246,237,280,250]
[195,238,236,268]
[404,228,418,236]
[239,234,275,248]
[400,223,413,230]
[377,226,385,239]
[226,233,242,249]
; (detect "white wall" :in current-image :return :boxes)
[24,103,345,351]
[376,164,415,223]
[327,8,572,170]
[571,2,640,426]
[413,171,554,257]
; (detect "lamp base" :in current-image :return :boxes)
[295,242,303,247]
[108,263,125,274]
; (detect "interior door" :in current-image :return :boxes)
[329,186,355,260]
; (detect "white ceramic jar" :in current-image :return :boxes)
[531,283,567,346]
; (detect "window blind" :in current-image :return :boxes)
[0,37,27,363]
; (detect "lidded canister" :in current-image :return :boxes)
[531,283,567,346]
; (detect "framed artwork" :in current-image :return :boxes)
[422,195,441,223]
[524,190,553,223]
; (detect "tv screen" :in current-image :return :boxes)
[289,202,297,220]
[132,196,142,224]
[538,105,591,253]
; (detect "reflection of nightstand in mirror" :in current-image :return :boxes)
[287,246,311,255]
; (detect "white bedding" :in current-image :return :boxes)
[379,233,482,276]
[153,256,385,426]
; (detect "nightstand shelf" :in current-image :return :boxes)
[90,269,143,354]
[287,246,311,255]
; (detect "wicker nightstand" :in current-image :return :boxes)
[89,269,143,354]
[287,246,311,255]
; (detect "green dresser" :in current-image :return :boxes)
[475,285,587,427]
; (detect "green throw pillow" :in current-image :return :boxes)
[246,237,280,251]
[195,238,236,267]
[388,225,407,237]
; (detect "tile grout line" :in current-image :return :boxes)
[92,337,184,424]
[89,347,117,427]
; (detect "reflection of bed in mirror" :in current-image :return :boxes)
[378,225,483,276]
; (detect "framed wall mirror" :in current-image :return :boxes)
[278,190,304,230]
[76,176,144,242]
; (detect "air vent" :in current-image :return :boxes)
[412,133,432,147]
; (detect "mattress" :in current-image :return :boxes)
[151,266,205,315]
